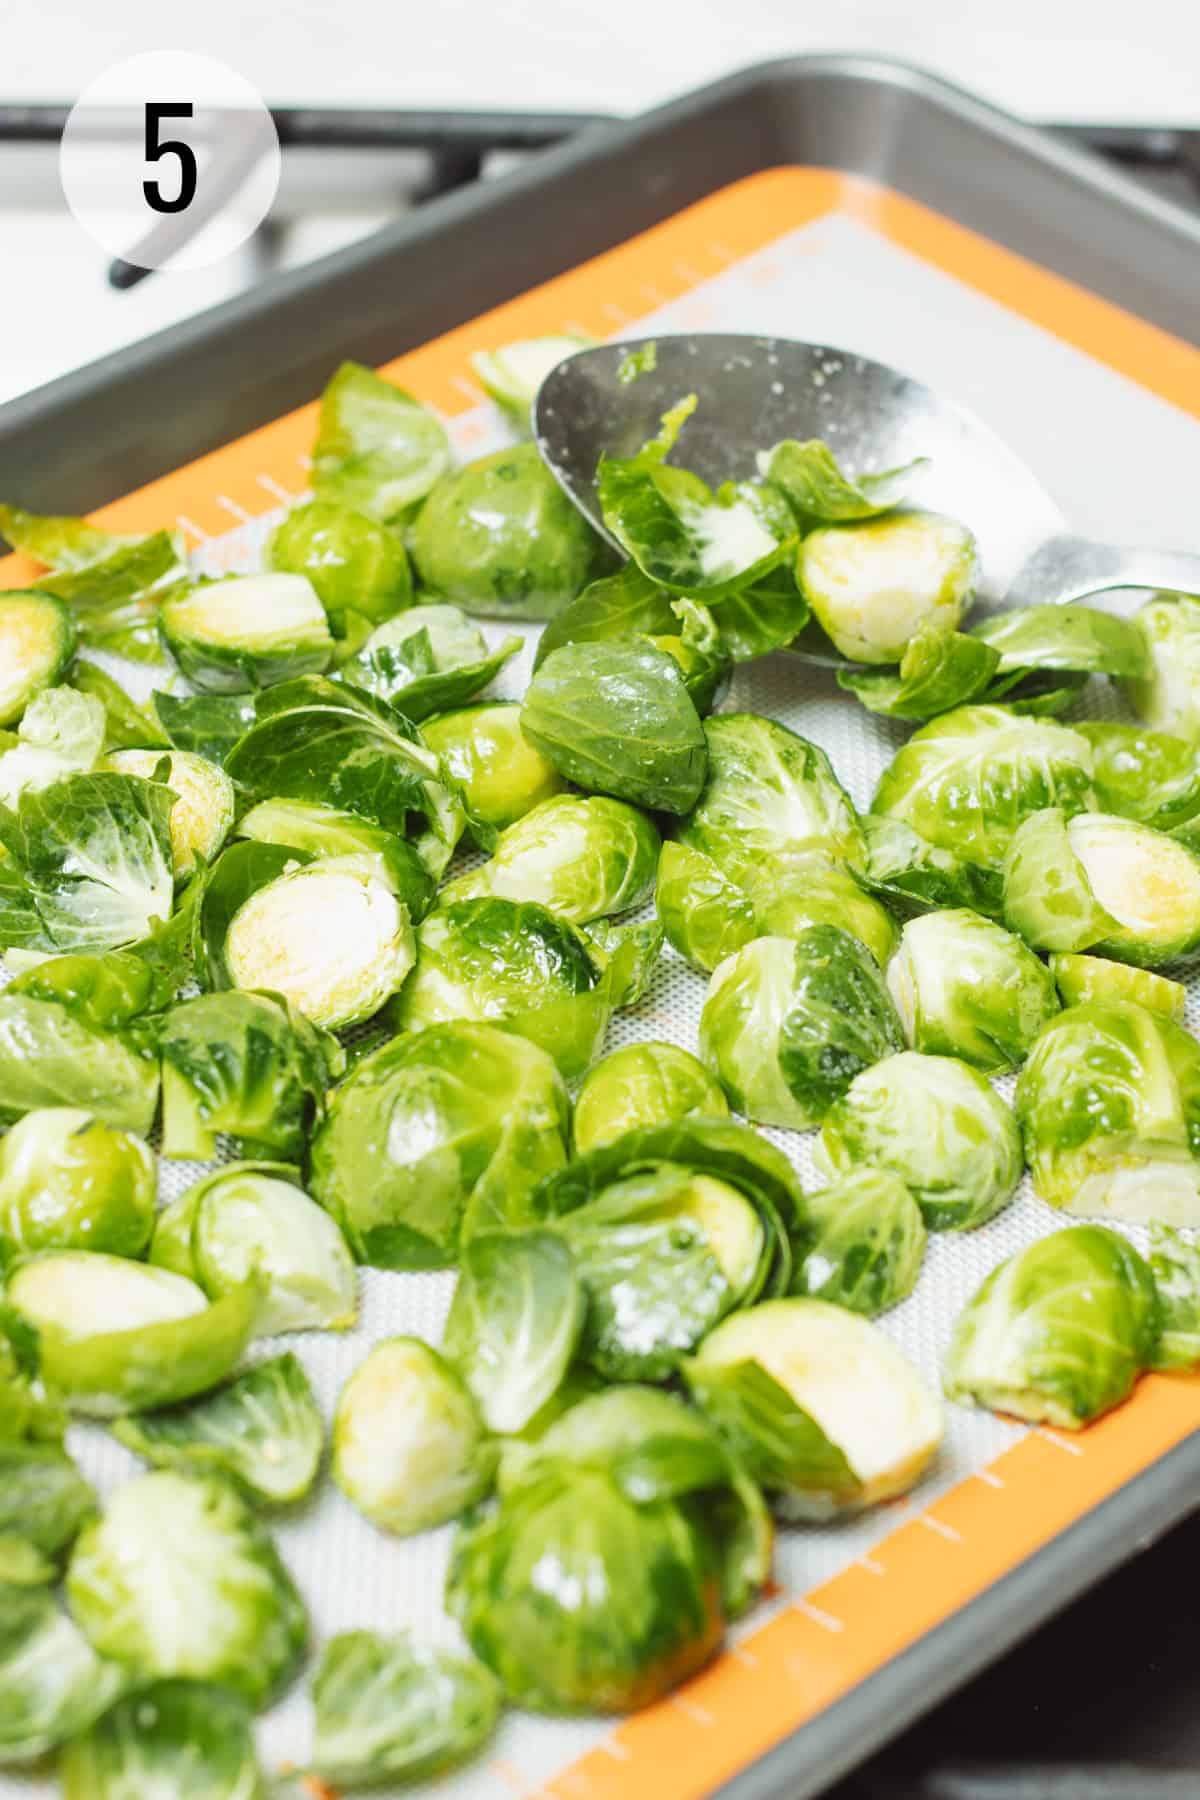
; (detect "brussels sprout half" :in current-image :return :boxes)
[886,907,1059,1072]
[0,590,76,727]
[679,713,864,871]
[1124,591,1200,737]
[159,573,334,692]
[267,497,412,637]
[0,1107,156,1266]
[106,747,234,878]
[308,1021,568,1268]
[1050,952,1186,1021]
[797,510,977,663]
[816,1050,1022,1231]
[421,701,566,835]
[1016,999,1200,1223]
[0,1587,126,1762]
[444,792,659,924]
[0,990,160,1134]
[945,1225,1161,1427]
[443,1229,584,1433]
[235,795,435,919]
[686,1299,943,1519]
[1079,721,1200,833]
[333,1337,496,1535]
[412,442,609,620]
[66,1469,307,1703]
[471,332,593,425]
[60,1680,265,1800]
[6,1253,258,1416]
[791,1167,927,1316]
[573,1041,729,1153]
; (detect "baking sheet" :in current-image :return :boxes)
[4,160,1200,1800]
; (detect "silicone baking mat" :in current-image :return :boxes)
[4,167,1200,1799]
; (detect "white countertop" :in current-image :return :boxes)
[10,0,1200,123]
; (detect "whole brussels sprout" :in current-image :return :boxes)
[886,908,1059,1072]
[573,1041,728,1153]
[679,713,863,870]
[1123,590,1200,737]
[944,1225,1161,1427]
[816,1051,1022,1230]
[268,497,412,637]
[308,1021,569,1268]
[105,748,234,879]
[333,1337,495,1535]
[700,929,904,1129]
[1004,809,1200,968]
[393,897,612,1079]
[872,705,1094,870]
[443,1230,584,1433]
[66,1470,307,1704]
[798,509,977,663]
[0,1108,156,1266]
[791,1167,926,1316]
[446,1386,769,1712]
[686,1298,943,1519]
[443,793,659,924]
[1016,999,1200,1223]
[421,701,566,834]
[411,442,609,620]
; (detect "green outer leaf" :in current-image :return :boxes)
[1079,721,1200,832]
[573,1041,729,1154]
[0,1586,127,1761]
[852,814,1005,920]
[972,602,1152,679]
[838,623,999,720]
[341,629,520,720]
[60,1679,265,1800]
[1147,1224,1200,1370]
[310,1630,501,1786]
[114,1352,324,1504]
[0,503,128,571]
[707,564,810,662]
[683,1355,860,1508]
[533,563,678,670]
[443,1230,584,1435]
[268,498,412,635]
[313,360,451,521]
[680,712,864,870]
[235,796,435,920]
[38,533,189,664]
[585,916,664,1008]
[152,689,258,765]
[71,661,170,750]
[761,439,927,523]
[0,1442,97,1555]
[790,1168,926,1317]
[158,575,334,694]
[0,992,160,1135]
[1050,953,1186,1021]
[656,840,757,974]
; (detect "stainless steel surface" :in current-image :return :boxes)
[535,333,1200,667]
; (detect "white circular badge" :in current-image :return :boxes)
[60,51,281,272]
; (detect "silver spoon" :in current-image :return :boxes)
[533,334,1200,669]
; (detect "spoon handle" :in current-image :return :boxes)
[1010,535,1200,607]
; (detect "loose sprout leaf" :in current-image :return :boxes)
[761,439,928,523]
[310,1630,502,1785]
[0,1107,157,1266]
[708,562,810,661]
[573,1041,728,1154]
[0,685,106,809]
[152,689,258,765]
[472,331,595,420]
[972,602,1152,680]
[71,661,171,751]
[533,563,679,669]
[0,1586,127,1762]
[66,1469,308,1704]
[0,502,131,571]
[443,1230,584,1434]
[0,590,77,729]
[945,1225,1161,1426]
[1079,721,1200,833]
[60,1679,265,1800]
[37,532,191,665]
[886,907,1060,1072]
[616,342,658,385]
[115,1353,325,1504]
[598,399,795,596]
[1147,1225,1200,1371]
[443,793,660,925]
[105,747,234,881]
[790,1168,926,1317]
[309,1021,569,1269]
[313,361,451,521]
[584,916,664,1008]
[338,603,520,718]
[838,622,999,720]
[521,640,708,815]
[0,990,160,1135]
[853,814,1005,920]
[268,498,412,637]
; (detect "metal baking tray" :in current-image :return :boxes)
[3,55,1200,1800]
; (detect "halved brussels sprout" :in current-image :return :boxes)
[1004,809,1200,967]
[444,793,659,924]
[421,701,566,835]
[816,1050,1022,1230]
[234,795,435,919]
[160,573,334,692]
[447,1385,769,1712]
[1124,591,1200,737]
[573,1041,728,1153]
[701,929,904,1129]
[853,814,1005,920]
[267,497,412,637]
[0,1587,125,1762]
[679,713,863,870]
[791,1167,927,1316]
[313,360,451,521]
[0,1107,156,1265]
[60,1679,265,1800]
[308,1021,569,1268]
[338,603,520,718]
[1016,999,1200,1222]
[522,640,708,814]
[471,332,592,424]
[114,1353,324,1505]
[443,1229,584,1433]
[394,897,612,1080]
[762,438,926,523]
[873,705,1095,870]
[411,442,608,620]
[333,1337,495,1535]
[797,510,976,663]
[1078,721,1200,832]
[686,1299,942,1518]
[0,1442,97,1560]
[1147,1225,1200,1370]
[0,590,76,726]
[0,684,105,806]
[6,1253,258,1416]
[153,1162,357,1336]
[0,986,159,1134]
[106,748,234,878]
[837,620,998,719]
[224,857,415,1030]
[886,908,1059,1072]
[158,989,338,1161]
[944,1225,1160,1427]
[1050,952,1185,1020]
[66,1469,307,1703]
